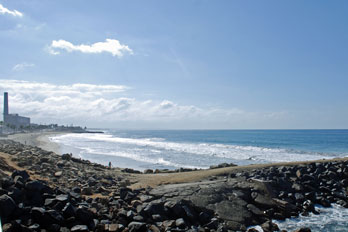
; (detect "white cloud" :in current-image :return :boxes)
[48,39,133,57]
[0,79,294,129]
[0,4,23,17]
[12,62,35,71]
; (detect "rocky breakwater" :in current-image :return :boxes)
[148,160,348,231]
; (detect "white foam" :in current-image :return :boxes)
[50,133,335,165]
[275,204,348,232]
[76,146,200,169]
[247,204,348,232]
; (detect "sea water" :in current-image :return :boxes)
[249,204,348,232]
[50,129,348,231]
[50,129,348,171]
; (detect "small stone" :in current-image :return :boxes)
[108,224,119,232]
[128,221,146,232]
[81,187,93,195]
[71,225,89,232]
[175,218,186,229]
[54,171,63,177]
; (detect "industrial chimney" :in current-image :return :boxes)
[4,92,8,116]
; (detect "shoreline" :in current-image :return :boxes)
[4,131,348,188]
[2,131,67,155]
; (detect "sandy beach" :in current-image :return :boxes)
[2,131,66,155]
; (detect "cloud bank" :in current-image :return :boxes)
[48,39,133,57]
[0,79,291,129]
[0,4,23,17]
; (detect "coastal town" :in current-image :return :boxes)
[0,92,86,135]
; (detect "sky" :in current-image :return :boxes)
[0,0,347,129]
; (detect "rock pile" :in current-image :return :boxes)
[0,140,131,194]
[0,168,220,232]
[149,160,348,231]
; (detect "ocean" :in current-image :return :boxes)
[50,129,348,171]
[49,129,348,231]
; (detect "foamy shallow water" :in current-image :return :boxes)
[248,204,348,232]
[49,131,338,171]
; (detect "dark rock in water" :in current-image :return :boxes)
[261,220,280,232]
[247,228,260,232]
[128,221,147,232]
[0,194,16,218]
[247,204,264,217]
[294,228,311,232]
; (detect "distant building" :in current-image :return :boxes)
[3,92,30,128]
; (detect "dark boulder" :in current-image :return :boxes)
[294,228,311,232]
[0,194,16,218]
[75,206,94,224]
[62,203,76,218]
[11,170,30,181]
[31,207,46,223]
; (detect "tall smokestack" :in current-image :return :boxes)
[4,92,8,115]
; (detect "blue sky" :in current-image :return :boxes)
[0,0,347,129]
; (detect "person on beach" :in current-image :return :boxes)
[108,161,112,169]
